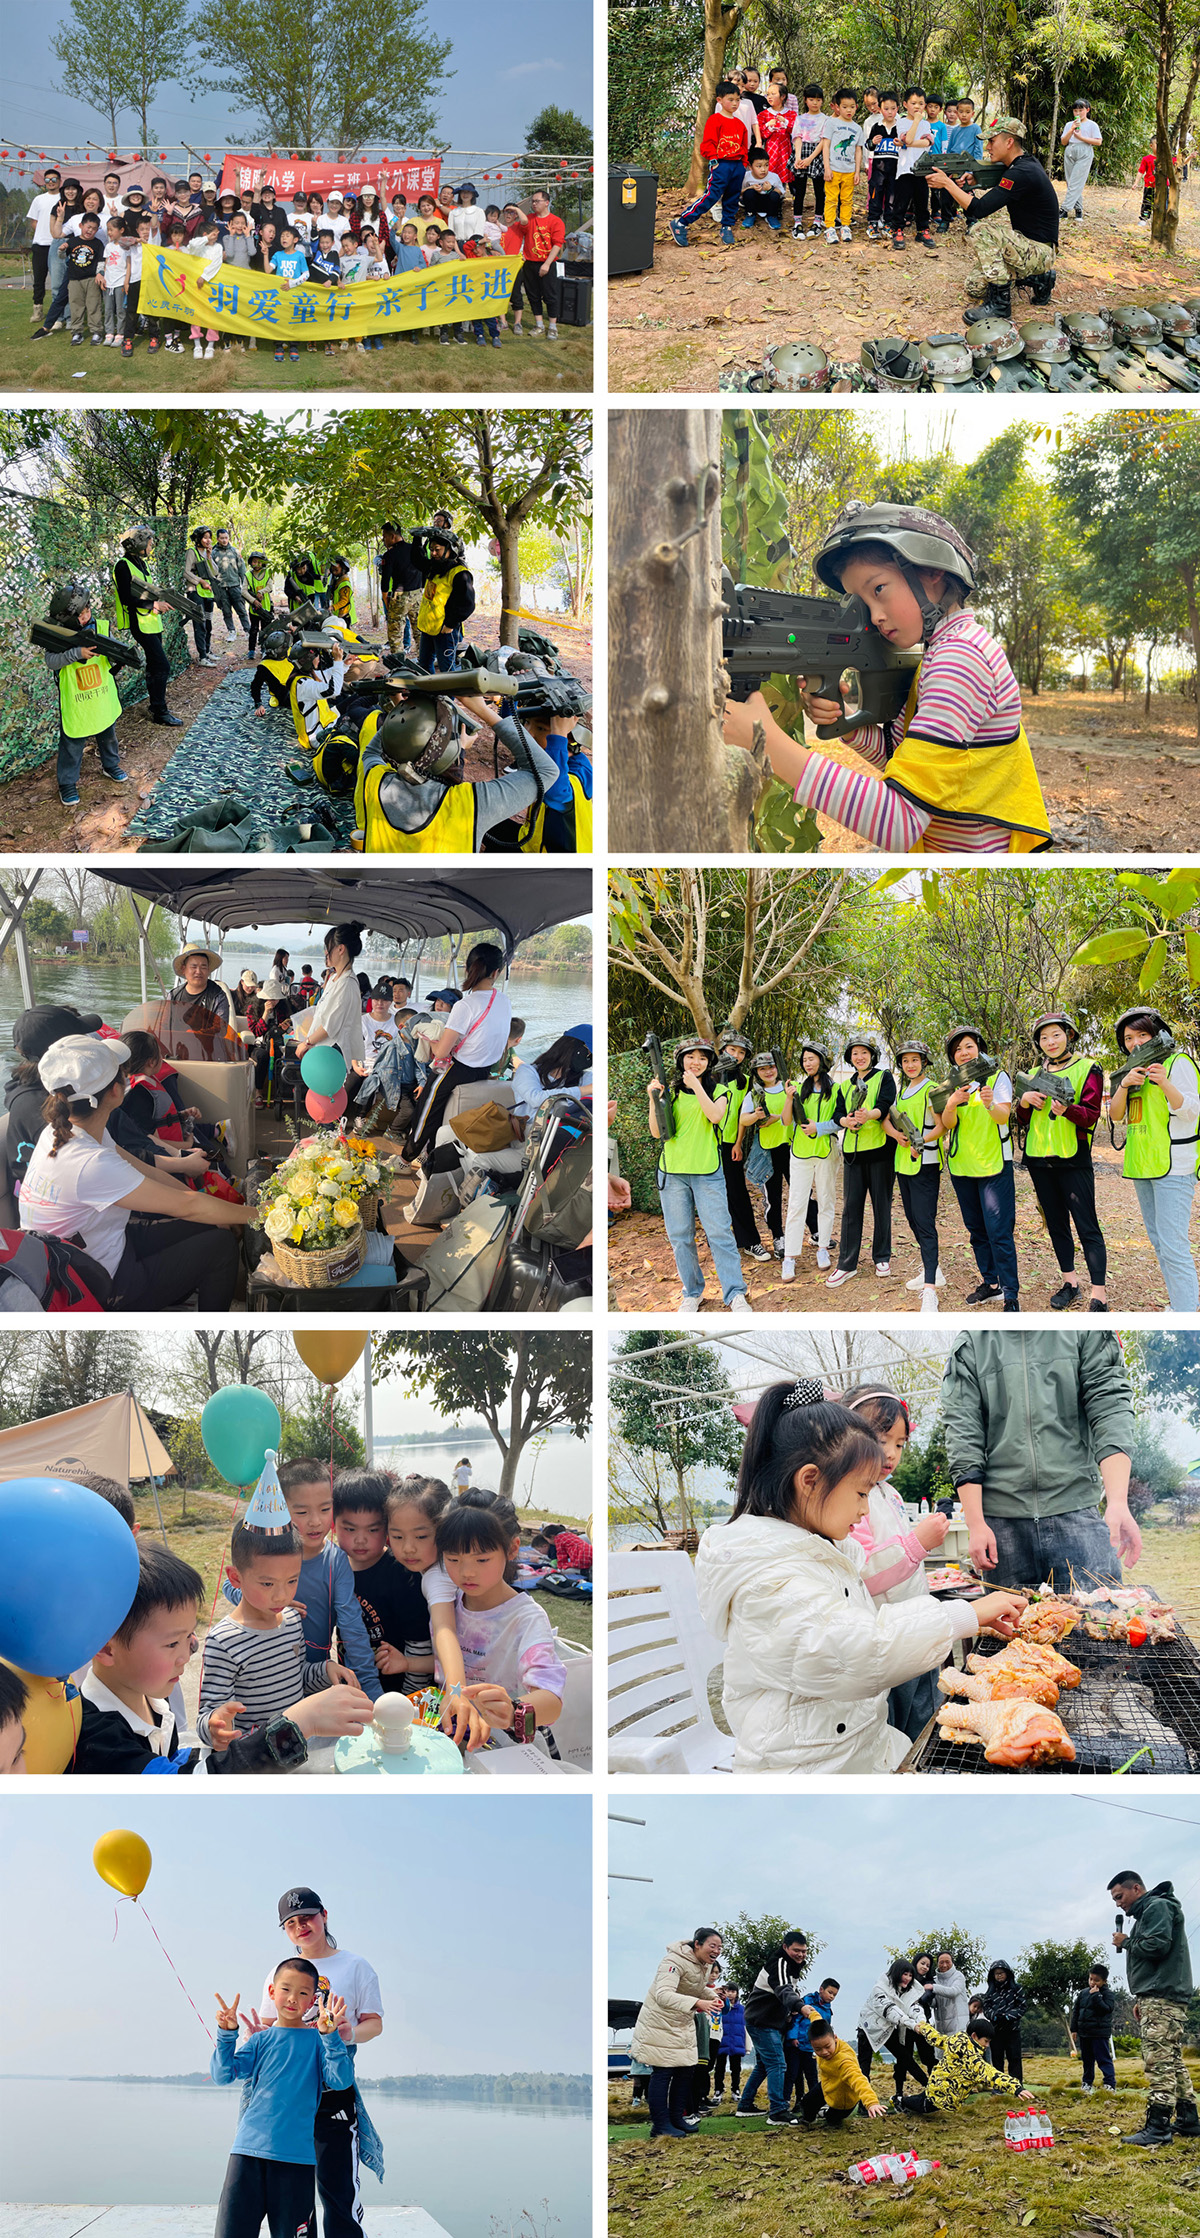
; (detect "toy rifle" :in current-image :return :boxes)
[1109,1027,1177,1095]
[1012,1066,1075,1108]
[641,1031,675,1141]
[722,572,921,741]
[891,1107,927,1155]
[845,1080,869,1115]
[391,665,520,701]
[128,582,205,625]
[30,619,143,674]
[928,1055,994,1115]
[914,149,1006,190]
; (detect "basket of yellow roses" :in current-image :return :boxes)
[254,1132,385,1288]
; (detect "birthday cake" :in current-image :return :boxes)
[335,1694,464,1776]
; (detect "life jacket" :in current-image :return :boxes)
[755,1082,789,1150]
[1024,1053,1097,1160]
[112,556,162,634]
[659,1087,724,1177]
[842,1070,888,1156]
[790,1082,839,1160]
[58,652,122,740]
[0,1230,109,1311]
[128,1068,184,1143]
[519,772,593,854]
[417,564,466,636]
[1121,1052,1200,1181]
[355,760,479,853]
[883,669,1052,852]
[246,566,273,616]
[946,1070,1011,1178]
[893,1077,938,1175]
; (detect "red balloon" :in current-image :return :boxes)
[306,1087,348,1122]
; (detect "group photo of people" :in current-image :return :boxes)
[609,1,1198,393]
[609,1795,1197,2228]
[608,866,1200,1317]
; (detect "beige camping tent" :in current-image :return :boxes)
[0,1394,174,1488]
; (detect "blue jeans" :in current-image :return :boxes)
[984,1503,1120,1590]
[1079,2032,1116,2088]
[57,722,124,794]
[418,631,457,672]
[658,1166,747,1305]
[681,159,746,231]
[888,1661,940,1742]
[1131,1172,1198,1312]
[951,1163,1019,1300]
[738,2026,788,2116]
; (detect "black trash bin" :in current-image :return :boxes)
[609,166,658,276]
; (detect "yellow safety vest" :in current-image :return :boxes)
[1122,1052,1200,1181]
[356,761,479,854]
[417,565,466,636]
[332,579,354,622]
[790,1084,839,1160]
[259,657,296,705]
[946,1070,1010,1178]
[246,568,273,615]
[659,1089,724,1177]
[1025,1053,1096,1160]
[884,669,1052,852]
[892,1078,938,1175]
[519,773,594,854]
[112,557,162,634]
[756,1082,789,1150]
[842,1070,887,1156]
[58,653,122,739]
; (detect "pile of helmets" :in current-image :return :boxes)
[716,298,1200,393]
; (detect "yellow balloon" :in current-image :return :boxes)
[1,1661,83,1774]
[293,1331,368,1386]
[93,1829,152,1900]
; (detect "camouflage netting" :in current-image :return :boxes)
[0,496,192,783]
[611,1034,691,1213]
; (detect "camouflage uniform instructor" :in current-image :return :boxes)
[925,116,1059,321]
[1108,1868,1198,2148]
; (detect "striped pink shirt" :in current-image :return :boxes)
[793,609,1024,853]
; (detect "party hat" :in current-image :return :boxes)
[242,1449,290,1535]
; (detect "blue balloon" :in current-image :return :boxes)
[300,1043,348,1095]
[0,1476,141,1676]
[201,1385,283,1486]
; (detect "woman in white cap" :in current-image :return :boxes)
[18,1034,251,1309]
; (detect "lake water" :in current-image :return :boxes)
[0,958,593,1055]
[0,2080,590,2238]
[375,1431,595,1522]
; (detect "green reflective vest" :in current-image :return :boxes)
[58,651,122,740]
[247,567,273,615]
[659,1086,725,1177]
[718,1082,746,1146]
[893,1078,936,1176]
[842,1069,887,1156]
[1122,1052,1200,1181]
[755,1082,789,1150]
[1025,1053,1096,1160]
[790,1083,839,1160]
[946,1070,1010,1178]
[112,557,161,634]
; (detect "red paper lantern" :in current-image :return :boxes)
[0,151,8,160]
[17,148,25,157]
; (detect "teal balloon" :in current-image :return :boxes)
[201,1385,282,1486]
[300,1044,348,1095]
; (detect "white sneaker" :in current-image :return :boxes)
[906,1265,946,1290]
[781,1257,796,1282]
[826,1267,856,1288]
[874,1261,891,1276]
[729,1294,754,1314]
[825,227,838,243]
[817,1247,831,1269]
[920,1286,940,1314]
[679,1295,701,1314]
[840,225,852,241]
[193,340,204,357]
[204,341,215,358]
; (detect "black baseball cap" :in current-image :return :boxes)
[13,1004,103,1060]
[278,1885,324,1922]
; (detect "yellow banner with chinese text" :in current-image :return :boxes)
[137,248,520,338]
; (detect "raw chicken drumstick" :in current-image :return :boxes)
[1018,1599,1080,1645]
[937,1698,1076,1766]
[939,1665,1060,1709]
[968,1640,1082,1690]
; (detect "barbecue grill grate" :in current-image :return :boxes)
[906,1612,1200,1776]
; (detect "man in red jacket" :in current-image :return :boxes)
[672,83,752,247]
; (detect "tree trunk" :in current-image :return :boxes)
[1049,77,1062,173]
[1144,630,1158,714]
[686,0,744,198]
[609,408,757,852]
[496,520,520,647]
[1152,0,1180,249]
[1182,564,1200,740]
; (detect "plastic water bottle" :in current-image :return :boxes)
[1031,2108,1055,2149]
[848,2154,939,2184]
[1005,2110,1030,2151]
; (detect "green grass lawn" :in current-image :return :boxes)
[609,2053,1200,2238]
[1136,1522,1200,1636]
[0,282,591,392]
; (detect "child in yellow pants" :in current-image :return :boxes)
[818,92,865,242]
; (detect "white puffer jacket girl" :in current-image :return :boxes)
[930,1962,970,2034]
[694,1512,977,1774]
[858,1968,929,2052]
[631,1940,716,2069]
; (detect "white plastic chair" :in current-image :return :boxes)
[608,1549,735,1774]
[551,1636,594,1771]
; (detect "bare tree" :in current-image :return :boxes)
[609,867,853,1038]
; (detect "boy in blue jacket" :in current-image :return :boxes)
[211,1959,351,2236]
[788,1978,839,2111]
[712,1984,747,2099]
[279,1459,383,1702]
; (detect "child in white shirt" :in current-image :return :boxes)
[434,1488,567,1751]
[188,219,223,355]
[101,233,128,344]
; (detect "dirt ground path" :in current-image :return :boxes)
[610,180,1200,391]
[608,1140,1198,1314]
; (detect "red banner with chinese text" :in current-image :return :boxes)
[218,156,443,202]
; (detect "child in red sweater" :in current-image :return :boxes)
[671,83,751,247]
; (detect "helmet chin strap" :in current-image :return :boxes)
[897,558,947,644]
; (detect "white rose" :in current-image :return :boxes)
[318,1179,340,1199]
[264,1204,293,1243]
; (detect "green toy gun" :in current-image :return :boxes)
[386,664,521,701]
[1110,1027,1177,1094]
[1012,1066,1075,1108]
[891,1107,927,1155]
[722,570,921,742]
[914,150,1006,190]
[642,1031,675,1141]
[31,619,143,674]
[928,1055,994,1115]
[845,1081,869,1115]
[128,582,205,626]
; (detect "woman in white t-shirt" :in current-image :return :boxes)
[246,1890,382,2206]
[26,168,63,322]
[450,184,490,244]
[407,942,511,1153]
[19,1034,251,1309]
[290,922,368,1122]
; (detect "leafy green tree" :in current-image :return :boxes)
[24,899,73,951]
[280,1390,365,1472]
[1018,1937,1108,2039]
[885,1922,990,1987]
[715,1912,824,1998]
[891,1418,955,1509]
[525,106,594,155]
[50,0,133,142]
[1135,1332,1200,1419]
[610,1331,742,1529]
[188,0,452,155]
[30,1331,145,1417]
[121,0,193,148]
[1126,1413,1189,1509]
[608,866,856,1042]
[373,1334,590,1502]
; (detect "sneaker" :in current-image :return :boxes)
[71,334,83,346]
[781,1257,796,1282]
[808,220,822,235]
[920,1286,940,1314]
[193,340,204,357]
[766,2111,796,2127]
[891,232,905,248]
[839,225,852,241]
[916,228,933,245]
[122,339,134,355]
[148,336,159,352]
[742,213,756,228]
[275,347,285,361]
[792,220,804,237]
[679,1295,702,1314]
[816,1247,831,1269]
[204,341,215,358]
[720,226,735,245]
[59,790,81,807]
[747,1243,771,1262]
[826,1267,856,1288]
[1050,1280,1080,1309]
[670,217,690,247]
[906,1266,945,1289]
[734,2108,760,2118]
[964,1281,1001,1304]
[289,349,299,362]
[874,1261,891,1276]
[492,335,502,347]
[729,1294,754,1315]
[1081,2084,1094,2096]
[772,1235,785,1259]
[90,332,102,344]
[105,768,130,784]
[825,227,838,243]
[767,217,782,231]
[29,305,44,323]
